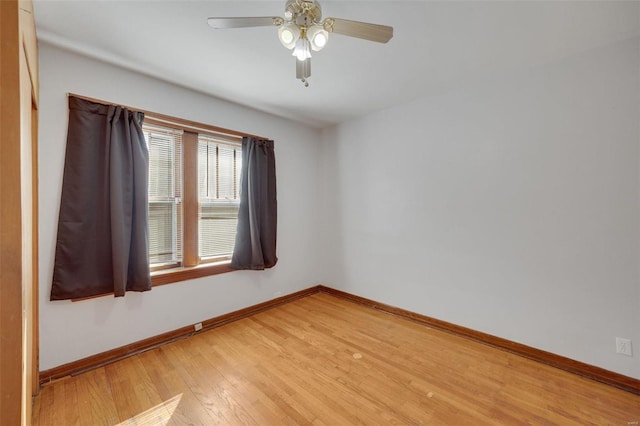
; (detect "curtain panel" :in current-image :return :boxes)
[231,137,278,270]
[51,96,151,300]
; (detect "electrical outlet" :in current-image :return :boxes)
[194,322,203,332]
[616,337,632,356]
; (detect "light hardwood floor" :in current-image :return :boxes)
[33,293,640,425]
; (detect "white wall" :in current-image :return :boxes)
[38,43,324,370]
[320,37,640,378]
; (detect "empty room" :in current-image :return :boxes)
[1,0,639,424]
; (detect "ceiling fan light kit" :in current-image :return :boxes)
[208,0,393,87]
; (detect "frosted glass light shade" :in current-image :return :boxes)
[292,37,312,61]
[278,24,299,49]
[307,25,329,51]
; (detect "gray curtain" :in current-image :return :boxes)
[51,96,151,300]
[231,137,278,270]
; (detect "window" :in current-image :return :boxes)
[143,118,243,285]
[145,125,183,267]
[197,136,242,260]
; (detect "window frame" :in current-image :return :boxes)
[143,115,251,287]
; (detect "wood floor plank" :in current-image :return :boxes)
[105,356,166,423]
[33,293,640,425]
[160,342,244,425]
[71,369,119,425]
[139,348,218,425]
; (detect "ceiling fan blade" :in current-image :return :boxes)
[207,17,282,29]
[323,18,393,43]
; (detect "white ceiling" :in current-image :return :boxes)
[33,1,640,128]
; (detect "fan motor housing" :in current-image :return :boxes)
[286,0,322,25]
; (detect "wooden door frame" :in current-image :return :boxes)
[21,0,40,398]
[0,1,39,425]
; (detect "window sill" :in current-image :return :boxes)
[71,261,234,302]
[151,260,235,286]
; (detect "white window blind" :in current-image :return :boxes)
[145,125,183,266]
[197,135,242,260]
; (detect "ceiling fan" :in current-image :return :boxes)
[208,0,393,86]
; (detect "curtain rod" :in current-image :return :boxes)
[67,93,269,140]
